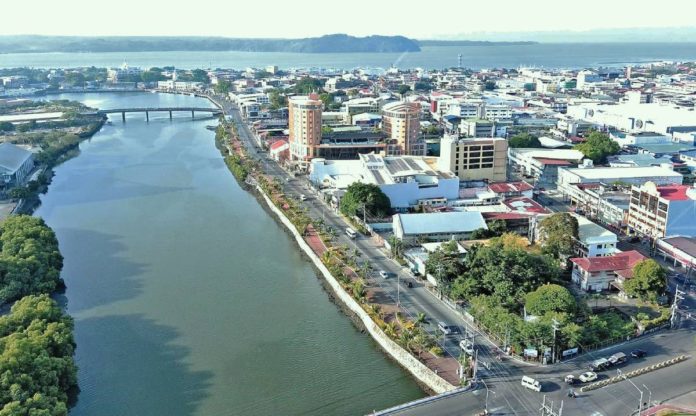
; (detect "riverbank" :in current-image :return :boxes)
[213,118,458,395]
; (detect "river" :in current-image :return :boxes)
[34,92,423,416]
[4,43,696,70]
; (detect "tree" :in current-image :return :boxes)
[484,80,497,91]
[488,219,507,236]
[397,84,411,96]
[63,72,85,87]
[0,122,14,132]
[141,69,166,83]
[524,284,577,316]
[190,69,210,84]
[425,240,464,292]
[339,182,391,219]
[7,187,30,200]
[470,228,494,239]
[293,77,323,94]
[508,133,542,148]
[623,259,667,302]
[387,235,404,259]
[574,131,620,164]
[538,213,579,263]
[268,89,287,110]
[213,80,231,94]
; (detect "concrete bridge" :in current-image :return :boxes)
[92,107,223,122]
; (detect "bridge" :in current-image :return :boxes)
[93,107,223,122]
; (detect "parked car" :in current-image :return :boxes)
[564,375,577,385]
[631,349,647,358]
[379,270,390,279]
[299,194,307,201]
[579,371,598,383]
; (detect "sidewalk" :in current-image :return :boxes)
[642,390,696,415]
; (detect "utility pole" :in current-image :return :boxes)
[642,384,652,414]
[540,395,563,416]
[671,285,685,328]
[551,318,560,364]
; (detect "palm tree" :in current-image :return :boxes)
[384,322,398,339]
[351,278,366,302]
[415,312,427,326]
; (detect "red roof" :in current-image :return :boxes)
[657,185,692,201]
[503,197,549,214]
[269,140,288,151]
[570,250,646,274]
[569,136,585,143]
[488,181,534,194]
[533,157,573,166]
[575,182,602,190]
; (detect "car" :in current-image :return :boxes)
[299,194,307,201]
[521,376,542,392]
[459,339,474,355]
[631,349,647,358]
[589,358,610,371]
[608,352,628,365]
[438,322,453,335]
[564,375,577,385]
[578,372,598,383]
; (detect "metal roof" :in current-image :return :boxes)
[0,143,32,174]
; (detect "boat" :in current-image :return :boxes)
[205,125,217,131]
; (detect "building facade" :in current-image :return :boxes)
[438,135,508,182]
[627,182,696,238]
[382,101,424,156]
[288,94,323,161]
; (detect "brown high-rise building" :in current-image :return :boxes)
[382,101,424,156]
[288,94,323,161]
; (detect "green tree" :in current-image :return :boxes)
[508,133,542,148]
[387,235,404,259]
[470,228,494,239]
[293,77,323,94]
[425,240,464,291]
[268,89,287,110]
[488,219,507,236]
[141,69,166,83]
[339,182,391,219]
[538,213,579,263]
[63,72,85,87]
[397,84,411,95]
[524,284,576,316]
[7,187,30,200]
[0,122,14,132]
[574,131,620,164]
[484,80,497,90]
[623,259,667,302]
[213,80,232,94]
[190,69,210,84]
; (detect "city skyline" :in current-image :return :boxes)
[3,0,696,39]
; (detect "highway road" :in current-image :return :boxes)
[220,97,696,416]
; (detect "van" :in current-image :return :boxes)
[589,358,610,371]
[521,376,542,392]
[345,228,357,239]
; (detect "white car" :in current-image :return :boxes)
[299,194,307,201]
[459,339,474,355]
[379,270,390,279]
[437,322,453,335]
[578,371,598,383]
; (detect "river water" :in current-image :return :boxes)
[34,92,423,415]
[4,43,696,70]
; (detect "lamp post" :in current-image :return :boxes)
[480,377,494,415]
[617,369,643,415]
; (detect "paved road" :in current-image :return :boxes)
[222,99,696,416]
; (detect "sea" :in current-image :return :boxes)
[1,43,696,70]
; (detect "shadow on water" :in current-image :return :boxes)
[54,228,147,313]
[70,314,213,416]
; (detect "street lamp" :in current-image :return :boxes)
[617,369,643,415]
[642,384,652,413]
[480,377,495,415]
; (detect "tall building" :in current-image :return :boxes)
[438,135,508,182]
[288,94,323,161]
[382,102,425,156]
[627,182,696,238]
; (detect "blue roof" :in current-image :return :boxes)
[396,211,487,235]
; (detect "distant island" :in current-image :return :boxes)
[417,40,537,46]
[0,34,421,54]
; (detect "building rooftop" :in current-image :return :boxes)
[562,166,683,180]
[659,236,696,258]
[504,197,549,214]
[395,211,487,235]
[570,250,646,274]
[572,213,618,244]
[512,148,585,162]
[657,185,694,201]
[0,142,33,174]
[488,181,534,194]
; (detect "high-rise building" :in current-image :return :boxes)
[438,135,508,181]
[382,102,425,156]
[288,94,323,161]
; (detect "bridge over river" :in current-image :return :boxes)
[85,107,223,122]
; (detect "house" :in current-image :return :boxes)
[269,139,289,163]
[0,143,34,187]
[570,250,646,292]
[575,213,618,257]
[487,181,534,199]
[392,211,487,245]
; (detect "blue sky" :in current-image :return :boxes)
[3,0,695,38]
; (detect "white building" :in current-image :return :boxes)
[557,166,683,193]
[574,213,618,257]
[309,154,459,210]
[393,211,487,244]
